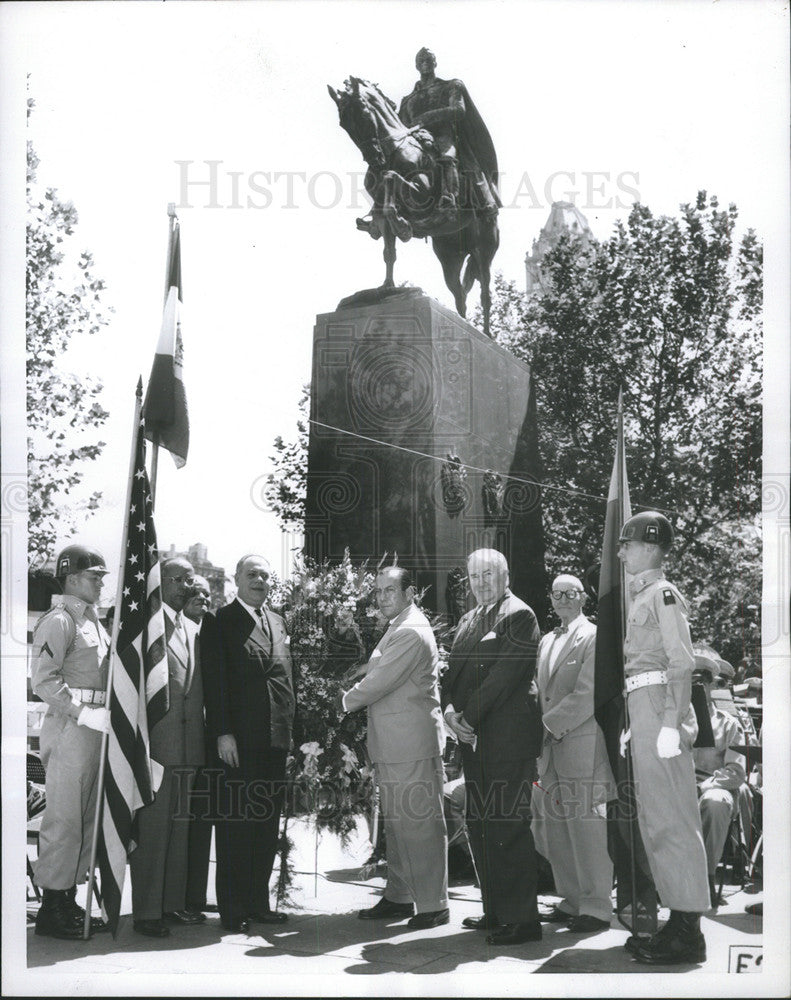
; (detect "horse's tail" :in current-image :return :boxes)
[461,253,478,294]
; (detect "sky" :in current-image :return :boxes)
[1,2,790,995]
[2,0,788,598]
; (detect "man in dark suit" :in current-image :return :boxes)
[130,557,206,937]
[442,548,542,945]
[200,554,296,933]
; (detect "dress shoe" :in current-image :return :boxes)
[248,911,288,925]
[462,914,500,931]
[625,934,651,955]
[567,914,610,934]
[407,908,450,929]
[540,906,572,924]
[221,918,251,933]
[165,909,206,924]
[133,918,171,938]
[487,922,542,945]
[357,897,414,920]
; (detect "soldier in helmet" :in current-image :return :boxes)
[31,544,112,938]
[617,512,710,964]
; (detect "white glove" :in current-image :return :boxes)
[77,706,110,732]
[619,728,631,757]
[656,726,681,759]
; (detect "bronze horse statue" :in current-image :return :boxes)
[328,77,500,338]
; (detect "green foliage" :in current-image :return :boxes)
[27,97,112,566]
[269,551,382,841]
[484,193,761,665]
[270,550,449,843]
[265,385,308,531]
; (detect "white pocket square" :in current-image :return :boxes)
[481,630,497,641]
[284,635,290,645]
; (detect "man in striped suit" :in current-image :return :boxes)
[129,557,206,937]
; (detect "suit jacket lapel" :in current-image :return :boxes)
[165,611,189,669]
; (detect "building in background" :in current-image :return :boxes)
[162,542,228,609]
[525,201,593,294]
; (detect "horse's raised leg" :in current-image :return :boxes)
[381,171,413,242]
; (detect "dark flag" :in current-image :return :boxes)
[143,212,189,467]
[96,391,169,935]
[593,390,658,934]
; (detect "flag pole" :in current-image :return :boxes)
[83,378,145,938]
[148,204,177,510]
[616,390,641,936]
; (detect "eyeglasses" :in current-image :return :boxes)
[551,589,583,601]
[167,573,195,586]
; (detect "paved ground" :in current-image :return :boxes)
[24,817,764,992]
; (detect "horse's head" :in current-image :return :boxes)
[328,77,387,169]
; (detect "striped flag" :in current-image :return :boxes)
[594,390,631,767]
[143,213,189,467]
[593,391,657,934]
[97,410,169,936]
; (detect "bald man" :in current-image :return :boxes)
[530,574,615,933]
[442,549,543,946]
[200,555,296,932]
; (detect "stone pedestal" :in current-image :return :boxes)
[305,293,546,618]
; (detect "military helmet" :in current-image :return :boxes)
[55,544,108,579]
[692,646,719,681]
[618,511,674,550]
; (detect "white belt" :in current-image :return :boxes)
[625,670,667,693]
[71,688,106,706]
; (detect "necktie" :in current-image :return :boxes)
[256,608,270,637]
[553,625,569,637]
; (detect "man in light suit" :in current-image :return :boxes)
[343,566,449,929]
[443,549,543,946]
[531,574,615,933]
[200,554,296,933]
[130,557,206,937]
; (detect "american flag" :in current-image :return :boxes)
[97,407,169,936]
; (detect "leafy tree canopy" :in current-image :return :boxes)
[485,192,761,665]
[27,97,112,566]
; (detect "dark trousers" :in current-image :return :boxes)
[214,746,286,925]
[462,750,539,926]
[185,762,215,911]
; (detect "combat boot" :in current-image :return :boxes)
[635,911,706,965]
[35,889,90,940]
[65,885,109,933]
[625,909,678,955]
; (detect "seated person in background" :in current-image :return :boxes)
[442,738,474,880]
[691,651,753,906]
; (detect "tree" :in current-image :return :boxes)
[27,97,112,566]
[483,192,761,665]
[265,384,308,531]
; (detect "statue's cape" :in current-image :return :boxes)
[399,77,500,202]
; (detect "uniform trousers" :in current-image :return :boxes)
[462,750,539,926]
[531,754,613,922]
[130,765,196,920]
[375,756,448,913]
[35,714,101,889]
[628,687,710,912]
[699,785,752,876]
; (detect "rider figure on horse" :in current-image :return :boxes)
[399,47,501,220]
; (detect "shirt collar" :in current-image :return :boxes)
[388,604,413,627]
[50,593,93,623]
[236,596,265,622]
[630,568,664,595]
[558,612,586,633]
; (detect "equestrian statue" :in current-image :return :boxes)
[328,48,501,338]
